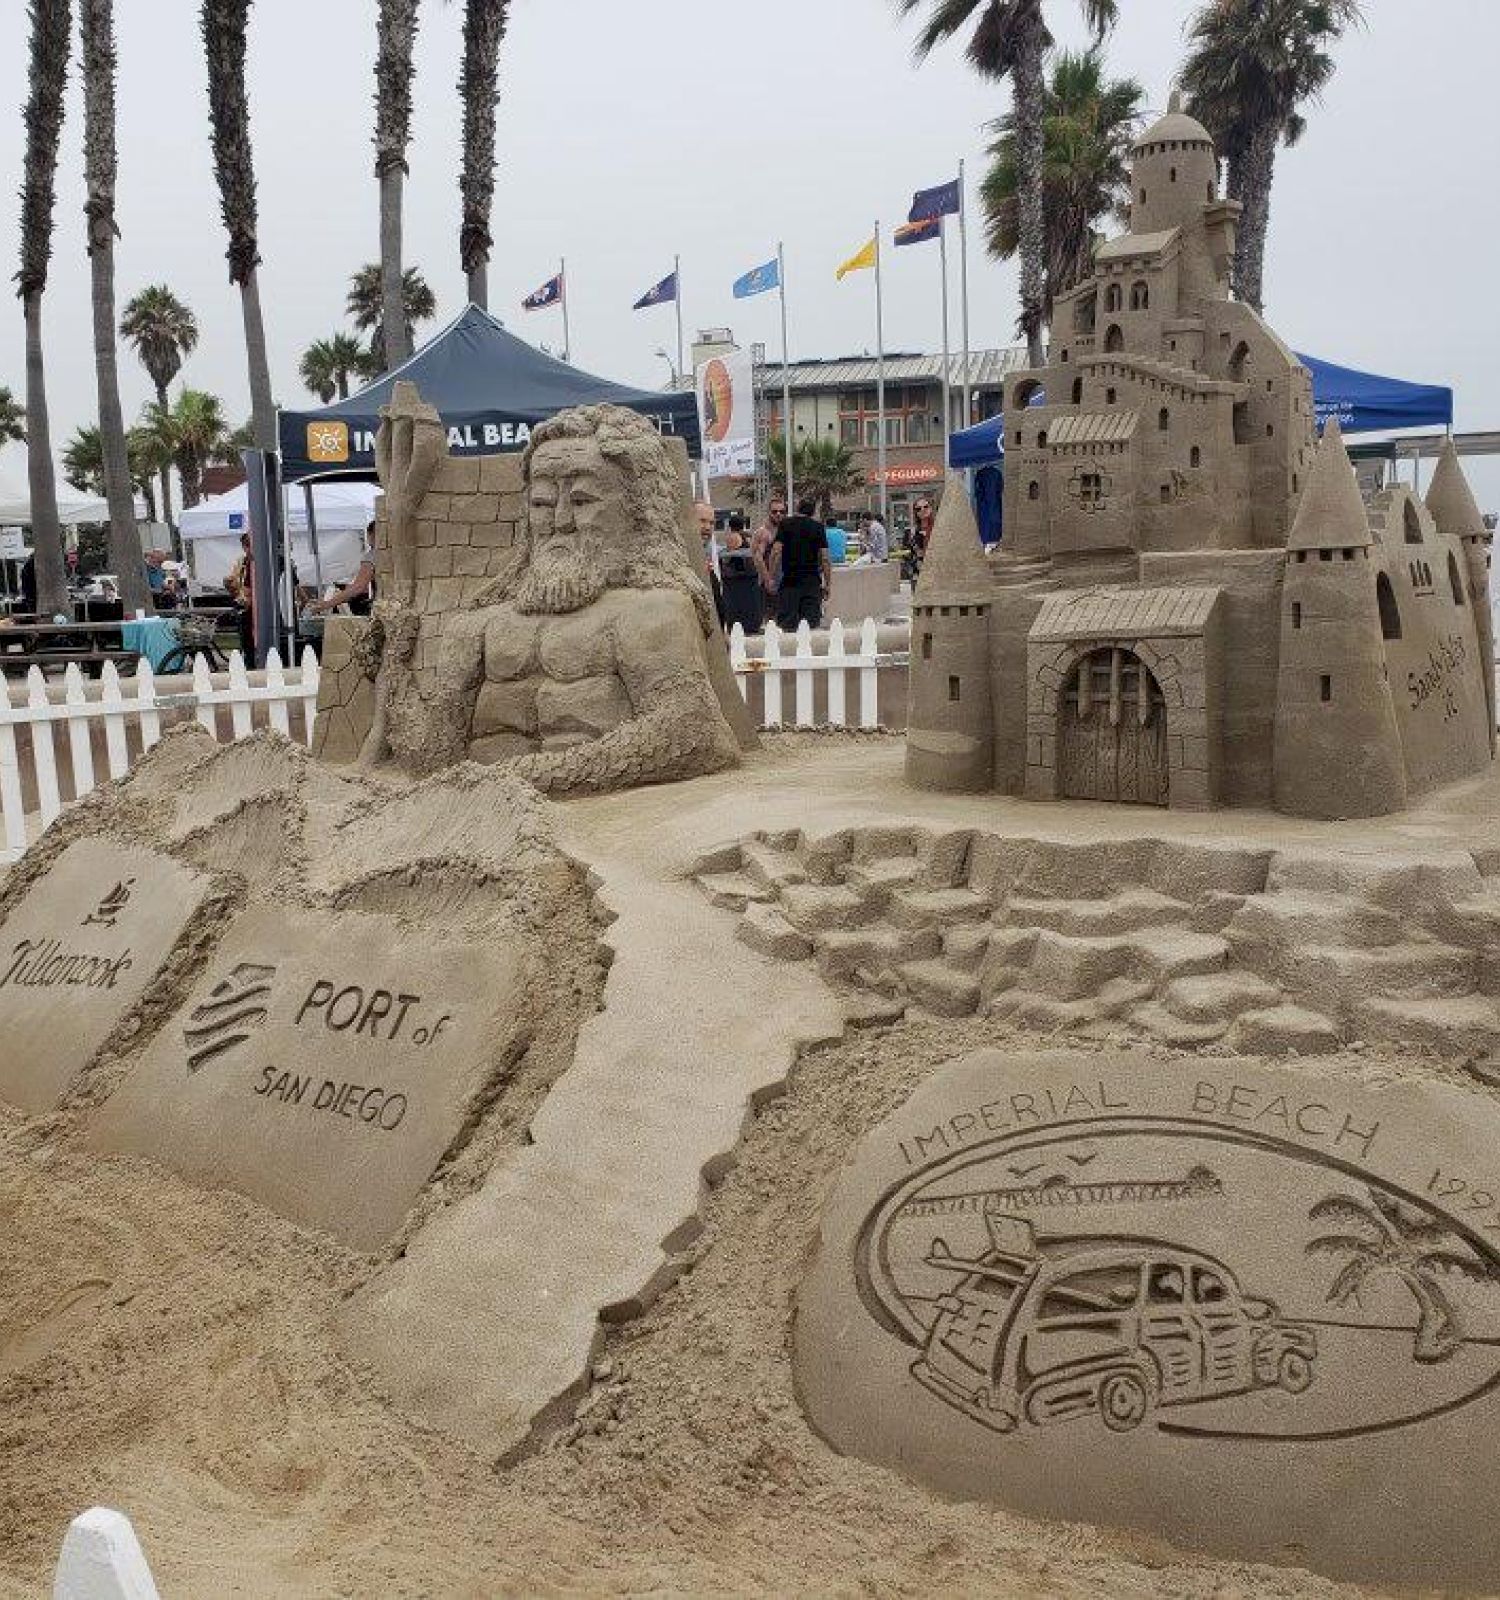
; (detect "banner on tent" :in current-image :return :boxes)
[697,348,755,479]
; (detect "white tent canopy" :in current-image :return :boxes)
[179,479,380,589]
[0,461,114,526]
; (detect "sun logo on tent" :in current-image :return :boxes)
[308,421,349,463]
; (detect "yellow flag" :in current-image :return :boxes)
[835,237,877,280]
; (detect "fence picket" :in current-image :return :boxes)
[136,661,162,751]
[27,669,61,827]
[227,650,253,740]
[859,618,880,729]
[762,623,783,728]
[0,702,26,860]
[300,647,321,745]
[794,622,815,727]
[99,663,130,780]
[826,620,847,728]
[192,655,217,736]
[263,649,291,737]
[63,664,96,802]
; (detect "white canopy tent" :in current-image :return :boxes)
[0,462,114,526]
[179,479,380,589]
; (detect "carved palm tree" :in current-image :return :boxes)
[16,0,72,615]
[299,333,366,402]
[201,0,276,450]
[458,0,509,309]
[80,0,148,611]
[0,387,25,446]
[897,0,1118,367]
[375,0,420,368]
[1306,1190,1489,1364]
[1180,0,1364,314]
[346,262,436,372]
[981,48,1143,324]
[120,284,197,535]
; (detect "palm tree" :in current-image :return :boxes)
[1306,1189,1489,1364]
[375,0,421,368]
[797,438,867,520]
[898,0,1118,368]
[458,0,510,309]
[346,262,436,371]
[120,285,197,534]
[0,387,25,446]
[62,421,160,522]
[981,48,1143,325]
[80,0,148,612]
[299,333,366,402]
[1180,0,1364,314]
[201,0,276,450]
[144,388,229,509]
[16,0,72,615]
[127,422,169,524]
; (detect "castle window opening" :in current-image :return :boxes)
[1292,602,1303,630]
[1105,284,1122,313]
[948,676,961,703]
[1104,324,1124,353]
[1233,403,1251,445]
[1377,573,1402,639]
[1403,501,1423,543]
[1191,446,1202,468]
[1449,553,1465,604]
[1229,342,1250,381]
[1028,480,1040,501]
[1266,423,1275,438]
[922,633,932,660]
[1158,407,1170,432]
[1131,281,1150,311]
[1071,377,1083,404]
[1080,472,1104,506]
[1160,484,1172,503]
[1320,550,1332,562]
[1074,294,1097,334]
[1107,388,1118,404]
[1037,431,1048,447]
[1320,675,1332,703]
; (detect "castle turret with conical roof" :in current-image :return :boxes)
[906,475,994,792]
[1273,420,1407,818]
[1427,440,1495,750]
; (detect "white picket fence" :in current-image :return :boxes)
[728,617,898,729]
[0,648,320,863]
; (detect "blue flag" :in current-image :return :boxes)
[633,270,679,310]
[909,178,961,223]
[522,272,563,311]
[733,257,780,299]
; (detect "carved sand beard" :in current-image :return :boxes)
[514,534,609,615]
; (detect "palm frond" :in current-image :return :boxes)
[374,0,420,177]
[1308,1194,1389,1244]
[1306,1234,1380,1261]
[458,0,509,276]
[16,0,71,300]
[1417,1250,1493,1285]
[200,0,260,286]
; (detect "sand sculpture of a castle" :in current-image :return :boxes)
[908,96,1494,819]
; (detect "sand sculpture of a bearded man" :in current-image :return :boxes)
[365,402,742,795]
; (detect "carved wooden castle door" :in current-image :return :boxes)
[1059,647,1168,805]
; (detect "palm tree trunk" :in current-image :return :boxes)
[336,371,349,401]
[154,381,176,546]
[90,238,149,612]
[467,261,488,311]
[379,167,408,368]
[1232,118,1279,315]
[238,266,277,451]
[1013,15,1048,369]
[23,292,69,615]
[180,452,203,509]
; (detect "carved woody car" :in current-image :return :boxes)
[910,1222,1317,1434]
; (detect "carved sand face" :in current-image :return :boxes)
[517,437,629,614]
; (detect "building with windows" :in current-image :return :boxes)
[906,97,1493,820]
[692,328,1026,530]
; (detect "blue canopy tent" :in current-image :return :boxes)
[946,354,1453,544]
[280,303,700,483]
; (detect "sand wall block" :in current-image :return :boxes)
[53,1506,160,1600]
[796,1047,1500,1589]
[0,840,211,1114]
[88,903,526,1251]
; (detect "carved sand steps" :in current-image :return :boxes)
[692,827,1500,1067]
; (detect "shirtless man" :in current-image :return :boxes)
[378,404,740,795]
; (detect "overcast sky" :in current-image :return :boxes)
[0,0,1495,502]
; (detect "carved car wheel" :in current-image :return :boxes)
[1098,1371,1151,1432]
[1277,1349,1314,1394]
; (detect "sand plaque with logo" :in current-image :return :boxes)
[90,903,524,1250]
[795,1049,1500,1588]
[0,839,210,1113]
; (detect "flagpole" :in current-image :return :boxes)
[874,221,889,529]
[958,158,973,432]
[939,217,952,467]
[673,253,684,388]
[778,241,794,509]
[559,256,571,363]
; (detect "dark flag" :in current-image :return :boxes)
[522,273,564,311]
[908,178,961,223]
[633,270,679,309]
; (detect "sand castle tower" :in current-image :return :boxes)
[1128,90,1219,235]
[906,476,994,792]
[1273,420,1407,819]
[1426,440,1496,751]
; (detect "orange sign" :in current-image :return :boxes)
[307,420,350,464]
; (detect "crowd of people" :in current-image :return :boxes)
[697,495,896,636]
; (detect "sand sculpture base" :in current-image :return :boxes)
[8,735,1500,1590]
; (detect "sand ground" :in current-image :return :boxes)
[3,734,1493,1597]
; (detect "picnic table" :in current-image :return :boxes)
[0,620,141,678]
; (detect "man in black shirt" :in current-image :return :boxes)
[770,497,831,630]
